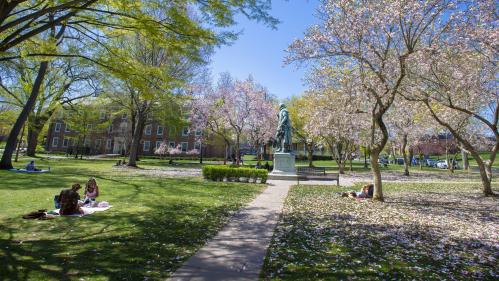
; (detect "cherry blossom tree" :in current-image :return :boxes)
[154,142,168,160]
[190,73,233,164]
[386,97,432,176]
[304,65,370,174]
[244,82,277,164]
[287,0,457,201]
[403,0,498,196]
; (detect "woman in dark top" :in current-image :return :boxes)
[59,184,84,215]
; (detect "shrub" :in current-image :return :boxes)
[202,165,268,183]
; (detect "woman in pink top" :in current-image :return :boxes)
[84,177,100,205]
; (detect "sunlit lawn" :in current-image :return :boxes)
[0,157,265,280]
[261,183,499,280]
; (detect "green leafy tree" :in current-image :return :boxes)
[63,100,109,159]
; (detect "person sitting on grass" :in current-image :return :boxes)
[59,184,84,215]
[83,177,99,205]
[25,160,41,171]
[342,184,374,199]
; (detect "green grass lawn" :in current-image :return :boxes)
[261,183,499,280]
[0,157,265,280]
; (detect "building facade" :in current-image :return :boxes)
[45,112,225,158]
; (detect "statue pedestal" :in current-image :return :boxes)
[269,153,297,180]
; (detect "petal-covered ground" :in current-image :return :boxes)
[261,183,499,280]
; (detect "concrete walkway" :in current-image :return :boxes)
[168,180,294,281]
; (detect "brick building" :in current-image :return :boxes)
[45,112,226,158]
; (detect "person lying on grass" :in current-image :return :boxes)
[59,183,84,215]
[342,184,374,199]
[83,177,99,205]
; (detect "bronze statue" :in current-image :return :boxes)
[275,103,292,153]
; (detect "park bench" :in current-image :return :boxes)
[297,166,339,185]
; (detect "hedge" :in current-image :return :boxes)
[202,165,268,183]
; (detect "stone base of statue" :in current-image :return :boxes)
[269,152,297,180]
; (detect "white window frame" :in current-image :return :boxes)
[62,138,69,148]
[182,127,189,136]
[157,126,163,136]
[64,124,70,133]
[54,122,61,133]
[108,124,113,133]
[169,141,175,148]
[106,139,112,149]
[86,124,93,130]
[195,128,202,137]
[194,141,201,150]
[95,139,101,149]
[100,111,106,120]
[52,137,59,147]
[84,138,91,147]
[145,124,152,136]
[121,113,127,120]
[156,141,162,150]
[181,142,188,152]
[143,141,151,152]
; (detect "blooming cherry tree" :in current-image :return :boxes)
[404,0,498,195]
[287,0,458,201]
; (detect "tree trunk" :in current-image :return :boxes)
[408,148,414,167]
[402,134,409,176]
[334,143,345,174]
[128,114,145,167]
[370,151,384,201]
[74,137,80,159]
[349,155,353,172]
[26,126,39,157]
[307,142,314,167]
[462,150,469,171]
[235,134,240,165]
[475,156,494,196]
[15,122,26,162]
[0,61,49,170]
[224,143,228,165]
[419,153,424,170]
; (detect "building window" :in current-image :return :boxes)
[145,125,152,135]
[84,139,90,147]
[106,139,112,149]
[143,141,151,152]
[62,138,69,147]
[86,124,92,130]
[195,128,202,137]
[156,141,162,150]
[95,139,101,149]
[100,111,106,120]
[108,124,113,133]
[54,122,61,132]
[52,137,59,147]
[194,141,201,150]
[121,113,127,120]
[157,126,163,136]
[181,142,188,152]
[169,141,175,148]
[182,127,189,136]
[65,124,70,132]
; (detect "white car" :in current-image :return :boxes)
[436,160,448,169]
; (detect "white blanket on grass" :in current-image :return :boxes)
[54,206,112,217]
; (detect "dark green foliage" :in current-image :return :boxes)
[202,165,268,183]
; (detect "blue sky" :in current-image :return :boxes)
[210,0,319,100]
